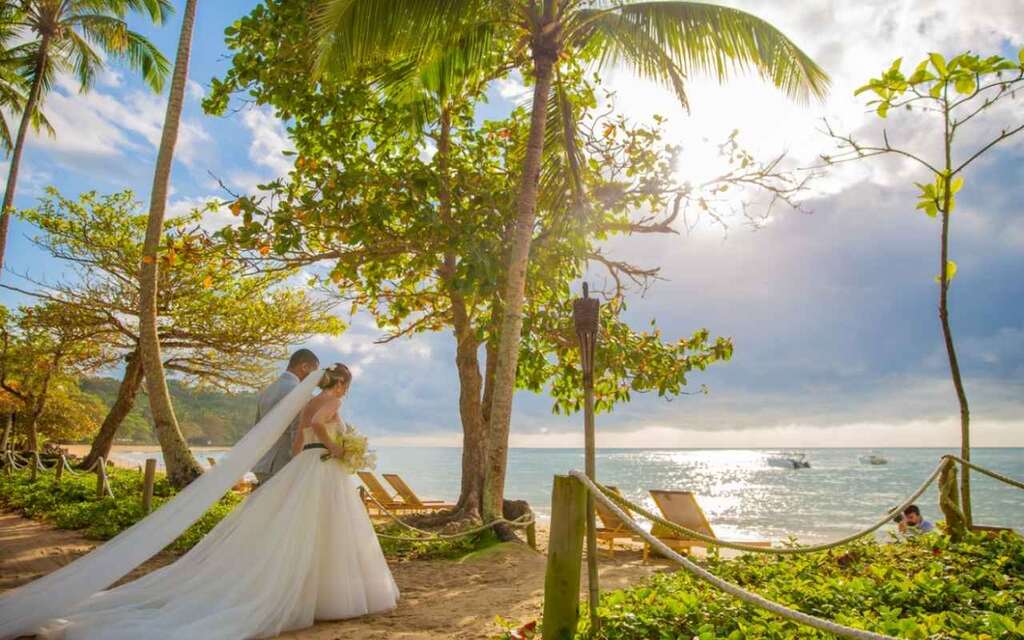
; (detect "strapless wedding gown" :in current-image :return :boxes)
[39,415,399,639]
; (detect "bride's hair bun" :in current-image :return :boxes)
[318,363,352,390]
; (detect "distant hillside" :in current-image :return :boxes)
[81,378,260,446]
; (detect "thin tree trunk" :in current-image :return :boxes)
[939,102,971,526]
[138,0,202,488]
[939,213,971,525]
[1,413,12,451]
[482,18,559,521]
[25,356,57,453]
[80,349,144,470]
[436,106,486,520]
[452,312,486,518]
[0,34,49,272]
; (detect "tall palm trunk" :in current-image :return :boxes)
[939,104,971,526]
[0,34,49,273]
[138,0,202,488]
[482,14,559,522]
[80,348,144,470]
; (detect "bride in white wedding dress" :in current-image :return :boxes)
[34,364,399,640]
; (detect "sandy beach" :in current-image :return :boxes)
[0,510,672,639]
[61,444,228,469]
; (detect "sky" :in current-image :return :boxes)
[1,0,1022,448]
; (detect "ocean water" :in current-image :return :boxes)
[111,447,1022,543]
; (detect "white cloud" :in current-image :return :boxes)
[495,73,530,102]
[240,107,294,177]
[165,194,236,231]
[27,74,211,168]
[187,79,205,101]
[599,0,1024,207]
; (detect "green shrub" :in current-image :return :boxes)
[577,532,1024,639]
[0,466,496,559]
[377,523,500,561]
[0,466,241,553]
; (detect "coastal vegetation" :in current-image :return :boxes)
[0,1,1021,638]
[573,531,1024,640]
[0,463,498,560]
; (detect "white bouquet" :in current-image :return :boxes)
[320,422,377,473]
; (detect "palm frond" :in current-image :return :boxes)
[70,13,170,91]
[571,2,829,103]
[60,29,105,91]
[313,0,492,78]
[538,75,586,218]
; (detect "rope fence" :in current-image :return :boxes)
[571,469,898,640]
[2,450,113,497]
[945,454,1024,491]
[361,485,536,543]
[542,455,1023,640]
[592,457,949,555]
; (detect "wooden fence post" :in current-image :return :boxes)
[29,451,38,481]
[55,456,64,483]
[526,520,537,550]
[96,457,106,498]
[939,458,966,541]
[142,458,157,513]
[542,475,587,640]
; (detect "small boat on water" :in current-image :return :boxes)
[859,452,888,465]
[767,453,811,469]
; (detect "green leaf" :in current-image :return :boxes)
[929,52,948,76]
[876,101,890,118]
[954,75,976,94]
[950,176,964,193]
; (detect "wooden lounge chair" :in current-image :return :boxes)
[357,471,420,513]
[593,485,641,557]
[644,489,770,561]
[382,473,456,513]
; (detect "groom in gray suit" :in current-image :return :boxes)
[252,349,320,484]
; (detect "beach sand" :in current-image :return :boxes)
[61,444,227,469]
[0,510,674,639]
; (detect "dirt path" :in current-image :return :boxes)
[0,512,670,639]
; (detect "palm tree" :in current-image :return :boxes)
[0,0,172,272]
[139,0,201,488]
[317,0,829,522]
[0,4,54,154]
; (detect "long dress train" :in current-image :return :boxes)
[38,417,399,639]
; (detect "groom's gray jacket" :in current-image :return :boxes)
[252,371,301,481]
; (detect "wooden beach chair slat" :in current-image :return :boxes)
[382,474,455,512]
[593,485,640,557]
[645,489,770,561]
[357,471,417,513]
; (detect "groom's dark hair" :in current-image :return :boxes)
[287,349,319,370]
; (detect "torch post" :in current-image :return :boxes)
[573,282,600,631]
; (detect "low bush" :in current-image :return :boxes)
[576,531,1023,639]
[1,466,497,558]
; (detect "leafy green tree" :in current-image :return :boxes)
[5,188,343,470]
[825,49,1024,525]
[0,302,116,452]
[207,1,807,523]
[316,0,830,521]
[0,0,172,272]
